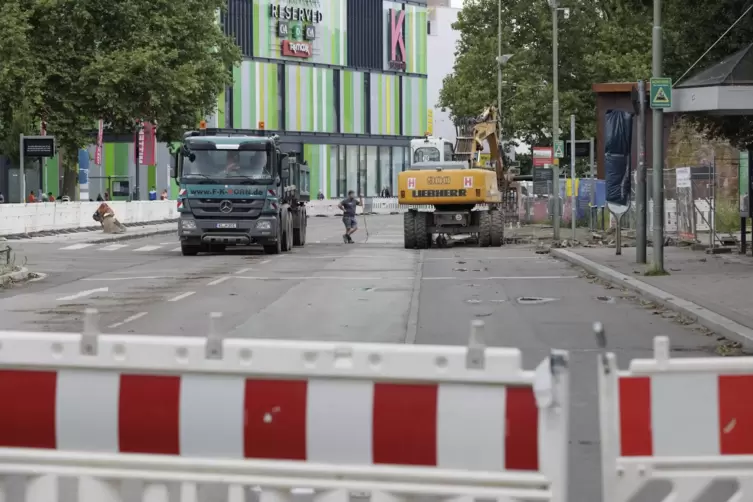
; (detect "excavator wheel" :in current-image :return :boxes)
[403,211,417,249]
[477,211,492,247]
[489,209,504,247]
[415,212,431,249]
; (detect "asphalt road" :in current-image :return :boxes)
[0,214,719,502]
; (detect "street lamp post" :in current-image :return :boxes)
[550,0,560,240]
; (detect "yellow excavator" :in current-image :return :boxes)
[397,106,515,248]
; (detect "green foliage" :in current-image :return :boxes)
[440,0,752,149]
[0,0,241,195]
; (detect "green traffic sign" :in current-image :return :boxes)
[650,78,672,109]
[554,140,565,158]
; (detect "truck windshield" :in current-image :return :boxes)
[413,147,441,163]
[181,149,272,182]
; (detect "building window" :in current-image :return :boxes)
[338,145,347,198]
[366,146,378,197]
[358,146,367,197]
[391,146,405,193]
[378,146,391,195]
[346,146,358,195]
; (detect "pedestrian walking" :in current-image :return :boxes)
[338,190,361,244]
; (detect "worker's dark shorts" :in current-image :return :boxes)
[342,216,358,229]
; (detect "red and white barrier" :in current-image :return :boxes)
[599,335,753,502]
[0,314,570,502]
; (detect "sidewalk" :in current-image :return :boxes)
[3,222,176,245]
[552,246,753,349]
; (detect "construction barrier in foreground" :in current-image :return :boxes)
[0,313,569,502]
[599,332,753,502]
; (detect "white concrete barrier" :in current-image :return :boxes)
[0,201,178,236]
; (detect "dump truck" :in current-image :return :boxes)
[397,106,514,248]
[173,129,309,256]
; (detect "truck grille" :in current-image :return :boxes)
[190,199,264,218]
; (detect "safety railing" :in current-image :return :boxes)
[597,323,753,502]
[0,311,570,502]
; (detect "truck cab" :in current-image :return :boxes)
[410,136,455,164]
[173,129,308,256]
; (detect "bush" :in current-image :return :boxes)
[715,199,740,234]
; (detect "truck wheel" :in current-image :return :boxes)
[490,210,504,247]
[478,211,492,247]
[281,215,293,252]
[415,212,430,249]
[403,211,417,249]
[181,244,200,256]
[293,211,307,246]
[264,224,282,254]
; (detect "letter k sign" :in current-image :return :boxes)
[390,9,405,62]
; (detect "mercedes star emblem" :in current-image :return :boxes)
[219,200,233,213]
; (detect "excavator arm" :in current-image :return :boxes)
[454,106,506,191]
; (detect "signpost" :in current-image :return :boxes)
[19,134,56,203]
[650,77,672,109]
[553,140,565,159]
[532,146,553,167]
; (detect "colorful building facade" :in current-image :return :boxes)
[1,0,428,202]
[214,0,430,198]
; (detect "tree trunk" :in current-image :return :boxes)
[60,147,79,200]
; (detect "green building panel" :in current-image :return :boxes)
[230,61,280,130]
[253,0,347,66]
[285,66,336,133]
[340,70,366,134]
[370,73,400,136]
[405,4,428,75]
[303,143,335,198]
[402,76,428,137]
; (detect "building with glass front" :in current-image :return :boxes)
[212,0,430,198]
[0,0,429,202]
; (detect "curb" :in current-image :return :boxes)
[0,266,31,287]
[1,219,178,241]
[86,227,177,244]
[551,248,753,350]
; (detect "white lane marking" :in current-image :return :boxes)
[134,245,163,252]
[207,276,231,286]
[422,275,579,280]
[171,247,181,252]
[57,287,109,301]
[108,312,148,329]
[159,242,177,245]
[101,244,128,251]
[259,260,271,265]
[60,243,94,250]
[424,256,553,261]
[82,276,176,281]
[235,276,413,281]
[168,291,196,302]
[235,268,253,274]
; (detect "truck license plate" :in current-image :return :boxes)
[216,223,237,229]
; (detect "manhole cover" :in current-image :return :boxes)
[516,297,558,305]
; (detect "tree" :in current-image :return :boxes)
[0,0,42,165]
[438,0,601,147]
[663,0,753,148]
[440,0,753,151]
[14,0,241,197]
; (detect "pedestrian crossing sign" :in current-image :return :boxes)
[554,141,565,158]
[650,78,672,109]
